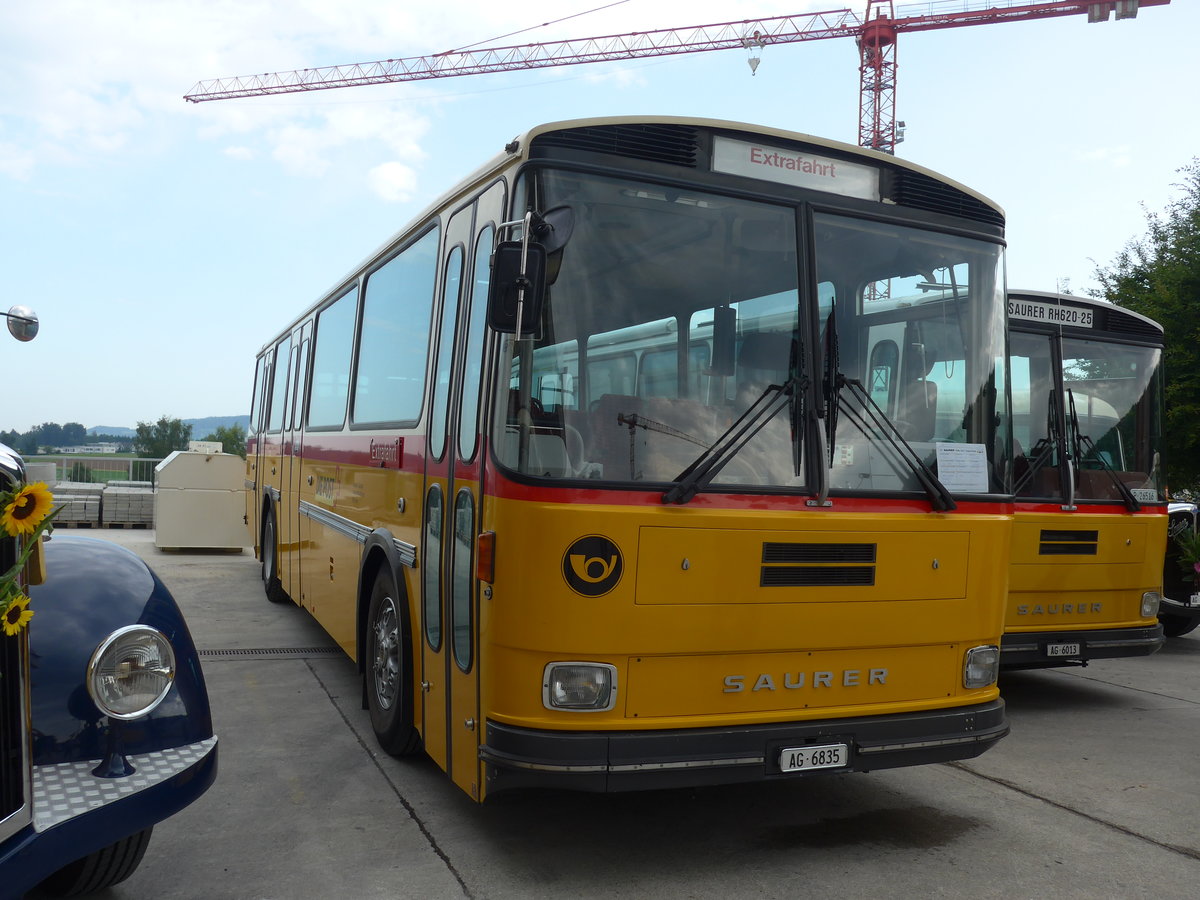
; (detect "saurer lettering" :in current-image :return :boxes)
[723,668,889,692]
[1017,603,1103,615]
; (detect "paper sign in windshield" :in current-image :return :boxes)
[935,442,989,493]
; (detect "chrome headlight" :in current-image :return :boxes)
[963,645,1000,690]
[542,662,617,711]
[1141,591,1162,618]
[87,625,176,720]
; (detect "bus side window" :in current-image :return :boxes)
[249,355,265,434]
[354,227,440,425]
[266,336,292,433]
[458,225,494,462]
[308,287,358,429]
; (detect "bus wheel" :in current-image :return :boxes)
[1161,615,1199,638]
[261,509,288,604]
[366,568,421,756]
[35,828,153,896]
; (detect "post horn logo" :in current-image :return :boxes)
[562,535,623,597]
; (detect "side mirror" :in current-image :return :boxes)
[5,306,39,342]
[487,241,546,336]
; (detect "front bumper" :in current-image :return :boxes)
[0,736,217,897]
[1000,625,1164,669]
[482,700,1007,796]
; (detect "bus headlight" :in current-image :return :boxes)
[87,625,177,720]
[963,645,999,689]
[542,662,617,711]
[1141,591,1162,617]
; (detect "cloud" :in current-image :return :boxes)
[1079,146,1132,168]
[0,143,35,180]
[367,161,418,203]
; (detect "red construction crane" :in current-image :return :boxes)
[184,1,1170,154]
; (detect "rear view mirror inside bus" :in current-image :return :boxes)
[488,240,547,335]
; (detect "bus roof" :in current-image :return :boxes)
[256,115,1006,354]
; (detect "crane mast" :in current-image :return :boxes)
[184,1,1171,155]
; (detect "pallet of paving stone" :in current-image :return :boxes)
[101,483,156,525]
[49,482,103,526]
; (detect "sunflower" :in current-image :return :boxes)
[1,481,54,537]
[2,592,33,636]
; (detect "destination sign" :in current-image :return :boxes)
[712,136,879,201]
[1008,298,1095,328]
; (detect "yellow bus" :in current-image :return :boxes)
[245,116,1013,801]
[1004,290,1166,668]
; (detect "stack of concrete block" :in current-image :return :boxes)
[102,481,155,526]
[51,483,103,526]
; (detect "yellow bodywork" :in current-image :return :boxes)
[480,499,1010,734]
[1007,511,1166,633]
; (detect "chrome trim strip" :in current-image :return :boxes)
[1000,643,1038,654]
[391,539,417,569]
[478,751,763,774]
[1086,637,1163,649]
[858,733,993,754]
[299,501,417,568]
[609,756,763,773]
[300,501,366,543]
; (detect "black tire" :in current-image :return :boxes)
[261,508,289,604]
[365,567,421,756]
[34,828,152,897]
[1161,615,1200,638]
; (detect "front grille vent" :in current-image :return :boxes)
[890,169,1004,228]
[1039,529,1099,556]
[760,542,877,587]
[1103,306,1163,340]
[761,566,876,587]
[530,124,701,168]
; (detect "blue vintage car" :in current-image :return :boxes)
[0,437,218,895]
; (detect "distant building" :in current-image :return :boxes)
[57,443,121,454]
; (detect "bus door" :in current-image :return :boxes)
[262,334,292,578]
[245,354,267,553]
[421,188,499,800]
[280,321,311,603]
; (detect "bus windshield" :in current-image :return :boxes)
[493,167,1008,496]
[818,214,1008,496]
[1011,330,1164,502]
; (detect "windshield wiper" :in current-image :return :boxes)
[1014,389,1063,497]
[1066,389,1140,511]
[662,375,803,505]
[834,374,957,511]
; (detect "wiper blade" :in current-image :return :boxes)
[662,376,802,505]
[1013,437,1056,495]
[1015,389,1062,497]
[836,374,957,511]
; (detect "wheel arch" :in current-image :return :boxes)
[357,529,416,678]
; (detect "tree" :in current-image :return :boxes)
[62,422,87,445]
[33,422,63,450]
[1093,160,1200,493]
[202,422,247,459]
[133,416,192,459]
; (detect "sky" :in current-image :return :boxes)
[1,0,1194,434]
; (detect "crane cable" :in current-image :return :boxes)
[443,1,632,54]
